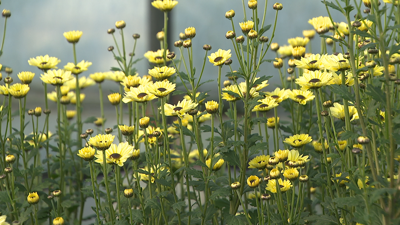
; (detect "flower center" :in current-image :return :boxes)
[74,66,81,70]
[158,87,167,92]
[271,95,279,99]
[296,95,306,100]
[137,93,148,98]
[339,60,347,63]
[214,56,223,62]
[309,60,317,64]
[54,76,62,80]
[309,78,321,83]
[279,185,284,188]
[159,71,164,74]
[155,56,163,60]
[260,104,269,108]
[110,153,122,159]
[173,107,183,111]
[41,62,48,65]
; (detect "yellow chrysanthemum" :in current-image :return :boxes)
[147,80,176,97]
[64,60,92,75]
[148,66,176,81]
[252,77,269,91]
[248,155,269,169]
[334,173,349,186]
[288,89,315,105]
[266,179,292,193]
[205,100,219,114]
[64,76,95,89]
[120,75,141,91]
[53,217,65,225]
[17,71,35,84]
[41,69,72,86]
[283,168,299,180]
[94,142,134,167]
[329,71,354,86]
[89,72,106,83]
[321,54,350,71]
[63,30,83,43]
[188,149,208,163]
[88,134,115,150]
[358,19,373,31]
[296,70,333,90]
[222,85,241,102]
[122,85,157,103]
[70,92,85,104]
[163,99,198,118]
[9,83,30,98]
[139,126,163,145]
[303,29,316,39]
[252,97,279,112]
[77,147,96,161]
[312,140,329,153]
[275,149,289,162]
[284,134,312,148]
[383,0,399,4]
[206,157,225,171]
[28,55,60,70]
[239,20,254,33]
[108,93,122,105]
[287,150,310,164]
[308,16,333,34]
[106,71,126,82]
[0,85,9,96]
[294,54,324,71]
[27,192,40,204]
[288,37,309,47]
[247,175,260,188]
[267,117,279,128]
[264,88,289,103]
[329,102,357,120]
[277,45,293,58]
[337,22,349,36]
[144,49,173,64]
[208,49,232,66]
[66,110,77,119]
[151,0,178,12]
[118,125,135,136]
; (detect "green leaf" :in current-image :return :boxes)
[329,85,354,101]
[365,84,386,104]
[322,1,342,12]
[354,29,372,38]
[0,191,10,204]
[185,167,203,179]
[178,71,190,82]
[110,67,121,71]
[222,151,240,167]
[370,188,396,203]
[172,201,187,211]
[259,25,271,36]
[332,196,363,207]
[61,200,78,209]
[182,125,196,139]
[305,215,338,224]
[205,205,217,221]
[210,187,231,200]
[225,214,247,225]
[389,43,400,56]
[359,42,376,52]
[131,209,144,223]
[84,116,98,124]
[145,198,160,210]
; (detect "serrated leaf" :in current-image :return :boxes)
[210,187,231,200]
[329,84,354,101]
[259,25,271,36]
[332,196,363,208]
[110,67,121,71]
[145,198,160,210]
[186,167,203,179]
[84,116,98,124]
[172,200,186,211]
[365,85,386,104]
[323,1,342,12]
[131,209,144,223]
[389,43,400,56]
[0,191,10,203]
[225,214,247,225]
[354,29,372,38]
[305,215,337,224]
[178,71,190,82]
[222,150,240,167]
[182,125,196,139]
[370,188,396,203]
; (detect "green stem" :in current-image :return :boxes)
[89,161,102,224]
[102,150,115,223]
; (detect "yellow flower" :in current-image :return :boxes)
[284,134,312,148]
[0,215,10,225]
[77,147,96,161]
[267,117,279,128]
[66,110,77,119]
[89,72,107,83]
[27,192,39,204]
[358,19,373,31]
[277,45,293,58]
[148,66,176,81]
[27,132,52,148]
[288,37,309,47]
[239,20,254,33]
[247,175,260,188]
[9,83,30,98]
[118,125,135,136]
[357,176,372,189]
[144,49,173,64]
[337,22,349,35]
[248,155,269,169]
[88,134,115,150]
[121,75,141,91]
[0,85,9,96]
[53,217,64,225]
[321,54,350,71]
[334,173,349,186]
[264,88,289,103]
[95,142,133,166]
[108,93,122,105]
[106,71,126,82]
[17,71,35,84]
[151,0,178,12]
[222,85,241,101]
[237,82,259,99]
[308,16,332,34]
[312,140,329,153]
[208,49,232,66]
[275,149,289,162]
[330,102,357,120]
[63,30,83,43]
[41,69,72,86]
[94,117,104,127]
[205,100,219,114]
[336,140,348,151]
[163,99,198,117]
[64,76,95,89]
[139,126,163,145]
[303,29,316,39]
[70,92,85,104]
[383,0,399,4]
[287,150,309,165]
[115,20,126,29]
[64,60,92,75]
[28,55,60,70]
[296,70,333,90]
[131,149,141,160]
[294,54,324,71]
[122,85,157,103]
[329,71,354,86]
[188,149,208,162]
[252,97,279,112]
[266,179,292,193]
[252,77,269,91]
[206,157,225,171]
[283,168,299,180]
[185,27,196,38]
[288,89,315,105]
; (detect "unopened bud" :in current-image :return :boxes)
[86,129,94,135]
[80,133,88,139]
[105,128,113,134]
[28,109,35,116]
[183,40,192,48]
[224,59,232,65]
[203,44,212,51]
[223,80,231,87]
[271,43,279,51]
[236,36,245,43]
[107,28,115,34]
[225,31,236,39]
[115,20,126,29]
[2,9,11,18]
[259,36,269,42]
[174,40,183,47]
[132,34,140,39]
[273,3,283,10]
[108,46,114,51]
[140,117,150,128]
[156,31,164,41]
[225,10,235,19]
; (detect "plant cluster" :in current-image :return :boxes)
[0,0,400,224]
